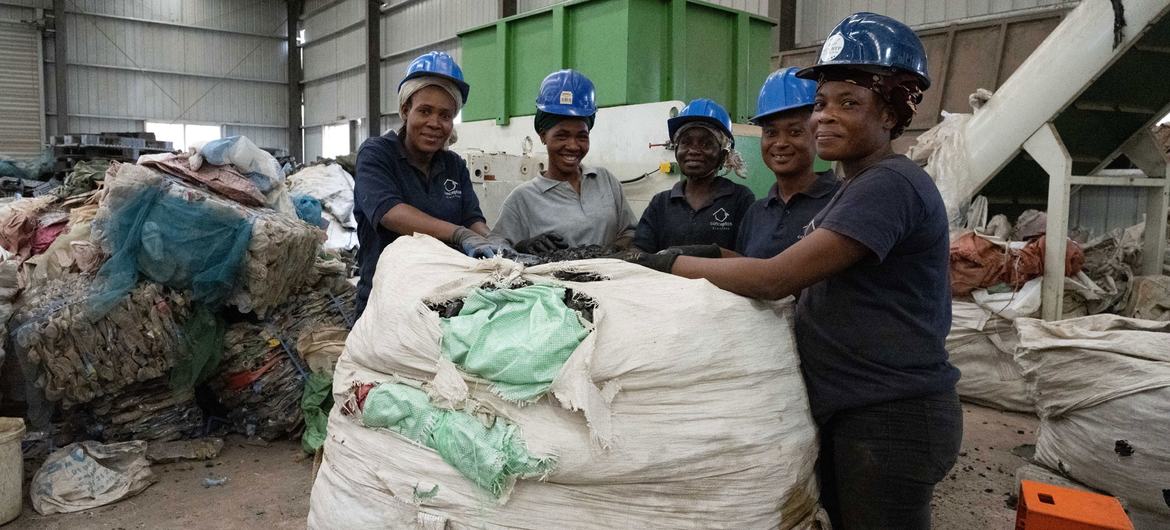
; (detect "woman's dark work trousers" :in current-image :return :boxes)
[817,391,963,529]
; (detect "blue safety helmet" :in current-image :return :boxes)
[535,69,597,117]
[796,12,931,89]
[667,98,734,147]
[399,51,471,104]
[751,67,817,124]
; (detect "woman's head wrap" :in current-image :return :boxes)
[398,76,463,114]
[397,76,462,146]
[672,122,747,179]
[815,67,924,139]
[534,110,596,135]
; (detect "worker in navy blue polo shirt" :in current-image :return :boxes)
[353,51,508,317]
[633,99,755,254]
[635,13,961,529]
[736,68,841,258]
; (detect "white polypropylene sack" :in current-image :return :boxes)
[947,302,1031,412]
[190,136,295,216]
[308,235,824,529]
[30,441,154,515]
[288,164,358,251]
[1015,315,1170,527]
[946,278,1041,412]
[906,111,974,227]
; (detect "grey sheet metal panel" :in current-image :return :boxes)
[794,0,1077,47]
[776,9,1068,151]
[0,20,45,160]
[520,0,768,15]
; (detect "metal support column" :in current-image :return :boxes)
[773,0,796,52]
[366,0,381,139]
[1024,123,1073,321]
[1025,122,1170,320]
[53,0,68,134]
[287,0,304,162]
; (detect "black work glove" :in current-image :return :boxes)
[626,244,721,274]
[662,244,722,259]
[515,232,568,254]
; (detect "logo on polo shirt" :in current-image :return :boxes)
[443,178,461,199]
[710,207,733,231]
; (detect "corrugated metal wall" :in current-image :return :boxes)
[794,0,1079,46]
[518,0,768,16]
[299,0,498,161]
[0,19,44,160]
[45,0,290,151]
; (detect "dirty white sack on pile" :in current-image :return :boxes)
[1016,315,1170,528]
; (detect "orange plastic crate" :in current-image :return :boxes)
[1015,480,1133,530]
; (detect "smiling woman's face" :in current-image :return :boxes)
[400,85,456,155]
[540,119,590,176]
[811,80,894,162]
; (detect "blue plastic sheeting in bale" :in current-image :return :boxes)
[292,194,326,228]
[89,182,253,318]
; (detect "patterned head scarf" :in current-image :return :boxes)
[672,122,747,179]
[815,67,924,139]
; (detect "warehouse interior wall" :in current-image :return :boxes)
[298,0,775,164]
[0,0,291,157]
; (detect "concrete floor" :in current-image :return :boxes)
[8,403,1039,529]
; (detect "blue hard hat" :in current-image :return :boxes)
[399,51,471,103]
[751,67,817,124]
[796,12,931,89]
[668,98,734,146]
[535,69,597,117]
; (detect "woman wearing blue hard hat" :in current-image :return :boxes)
[632,98,755,254]
[492,69,638,254]
[633,13,959,528]
[353,51,509,317]
[735,68,840,258]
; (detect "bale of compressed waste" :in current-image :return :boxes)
[309,235,823,529]
[69,378,204,443]
[9,275,192,406]
[91,163,319,318]
[210,257,355,440]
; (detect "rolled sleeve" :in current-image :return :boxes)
[633,192,665,253]
[819,170,922,262]
[354,142,405,228]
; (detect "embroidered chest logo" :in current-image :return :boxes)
[710,207,732,230]
[443,178,461,199]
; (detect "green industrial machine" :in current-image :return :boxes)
[458,0,775,125]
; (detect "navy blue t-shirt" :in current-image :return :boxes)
[353,131,485,317]
[735,171,839,258]
[795,154,959,424]
[633,176,755,253]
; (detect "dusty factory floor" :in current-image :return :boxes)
[9,404,1038,529]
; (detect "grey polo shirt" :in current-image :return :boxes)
[493,166,637,247]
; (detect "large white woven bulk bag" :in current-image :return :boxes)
[1016,315,1170,528]
[308,235,824,529]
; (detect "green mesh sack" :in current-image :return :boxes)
[89,182,253,318]
[440,285,589,401]
[301,372,334,454]
[169,304,226,390]
[360,383,554,497]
